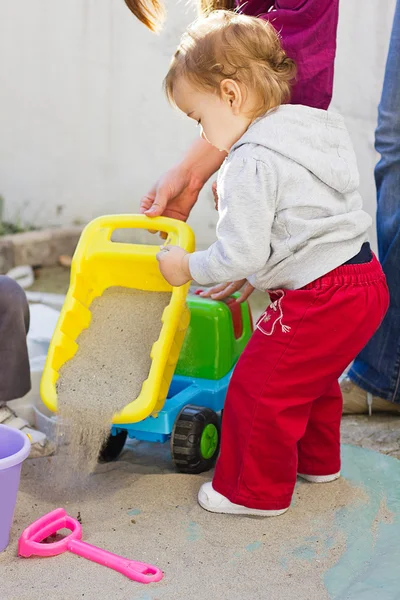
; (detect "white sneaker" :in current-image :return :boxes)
[198,482,289,516]
[298,471,341,483]
[0,405,56,458]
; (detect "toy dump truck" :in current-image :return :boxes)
[103,291,253,473]
[41,215,253,474]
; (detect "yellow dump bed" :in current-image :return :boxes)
[40,215,195,424]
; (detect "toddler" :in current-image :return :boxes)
[157,11,389,516]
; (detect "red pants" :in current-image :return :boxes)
[213,257,389,510]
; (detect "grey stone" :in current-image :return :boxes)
[0,238,14,273]
[0,227,83,271]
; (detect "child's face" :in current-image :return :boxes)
[173,78,252,152]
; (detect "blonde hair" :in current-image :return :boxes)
[124,0,234,33]
[124,0,165,32]
[164,11,296,118]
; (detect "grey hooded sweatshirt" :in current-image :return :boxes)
[189,105,372,291]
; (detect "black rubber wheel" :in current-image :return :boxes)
[98,430,128,463]
[171,405,220,474]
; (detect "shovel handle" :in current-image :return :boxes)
[68,539,163,584]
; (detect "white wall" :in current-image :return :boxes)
[0,0,397,249]
[331,0,396,250]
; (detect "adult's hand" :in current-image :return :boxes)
[141,164,204,222]
[200,280,255,303]
[141,137,227,221]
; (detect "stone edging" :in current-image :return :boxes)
[0,227,83,274]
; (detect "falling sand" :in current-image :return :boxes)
[56,287,170,479]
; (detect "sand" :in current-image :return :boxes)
[56,288,170,478]
[2,443,390,600]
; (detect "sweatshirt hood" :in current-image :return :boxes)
[231,105,359,194]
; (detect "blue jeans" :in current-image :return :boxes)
[349,0,400,403]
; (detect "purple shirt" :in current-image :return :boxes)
[238,0,339,110]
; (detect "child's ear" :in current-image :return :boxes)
[220,79,242,115]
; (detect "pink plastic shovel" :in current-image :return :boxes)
[18,508,163,584]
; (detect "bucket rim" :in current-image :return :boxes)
[0,424,31,470]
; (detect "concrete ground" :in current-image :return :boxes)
[27,265,71,295]
[1,268,399,599]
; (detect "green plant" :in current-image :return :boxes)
[0,195,37,236]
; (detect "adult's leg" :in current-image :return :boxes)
[0,276,30,405]
[346,0,400,409]
[0,276,57,458]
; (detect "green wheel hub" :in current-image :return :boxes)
[200,424,219,460]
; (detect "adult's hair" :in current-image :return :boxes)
[124,0,235,32]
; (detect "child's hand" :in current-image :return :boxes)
[156,246,192,287]
[200,280,255,302]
